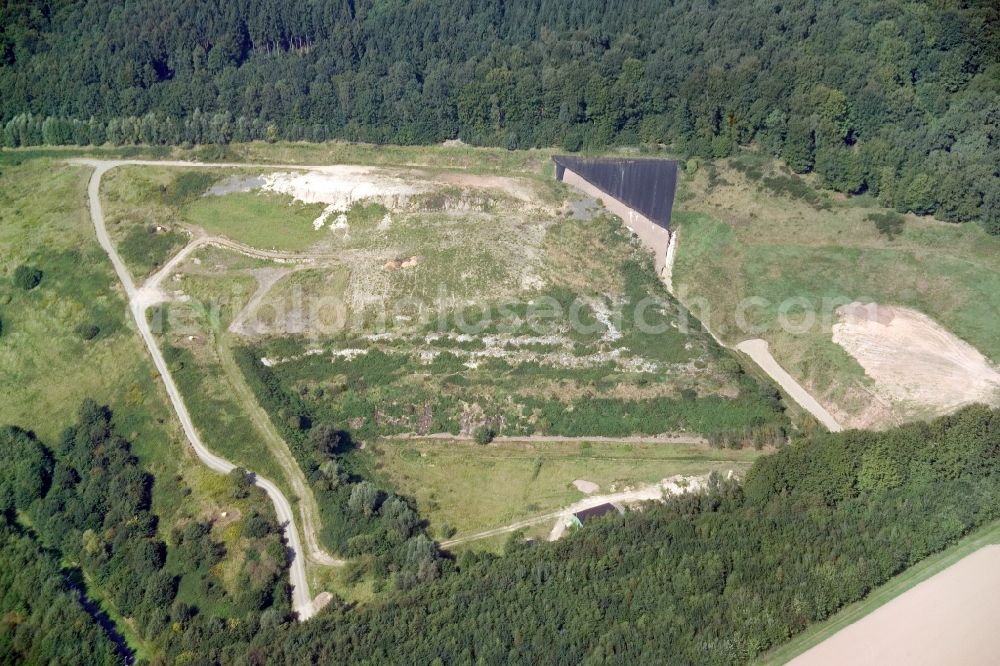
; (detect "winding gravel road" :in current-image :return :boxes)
[76,159,319,620]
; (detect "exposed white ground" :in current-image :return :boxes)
[260,168,428,230]
[791,545,1000,666]
[832,302,1000,415]
[73,158,373,621]
[546,474,707,541]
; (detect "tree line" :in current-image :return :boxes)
[256,405,1000,664]
[0,0,997,232]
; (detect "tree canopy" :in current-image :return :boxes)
[0,0,998,231]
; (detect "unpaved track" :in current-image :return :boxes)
[77,160,321,620]
[665,232,840,433]
[394,432,708,445]
[736,339,843,432]
[228,267,294,336]
[440,484,667,548]
[212,334,344,567]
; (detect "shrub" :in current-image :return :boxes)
[13,264,42,290]
[74,322,100,340]
[228,468,253,499]
[473,426,496,445]
[868,211,905,240]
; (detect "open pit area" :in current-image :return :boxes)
[832,302,1000,418]
[97,151,788,493]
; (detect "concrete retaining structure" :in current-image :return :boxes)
[559,167,672,274]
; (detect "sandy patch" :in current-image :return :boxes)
[383,256,422,271]
[573,479,599,494]
[312,591,334,613]
[435,172,537,202]
[832,303,1000,415]
[261,168,428,231]
[261,168,427,210]
[790,545,1000,666]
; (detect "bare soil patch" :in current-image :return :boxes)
[791,545,1000,666]
[832,302,1000,416]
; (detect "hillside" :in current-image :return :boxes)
[1,0,998,230]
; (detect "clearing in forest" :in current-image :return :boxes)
[672,155,1000,429]
[93,146,790,573]
[373,436,760,543]
[832,302,1000,417]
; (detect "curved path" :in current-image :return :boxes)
[76,159,323,619]
[440,482,674,548]
[736,339,843,432]
[664,232,841,433]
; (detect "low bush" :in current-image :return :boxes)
[13,264,42,290]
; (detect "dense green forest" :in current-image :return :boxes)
[0,403,294,664]
[3,400,1000,663]
[1,0,998,230]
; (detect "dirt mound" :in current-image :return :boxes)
[832,302,1000,415]
[383,256,422,271]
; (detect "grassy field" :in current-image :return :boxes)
[0,155,293,646]
[673,156,1000,428]
[100,166,203,278]
[760,517,1000,664]
[182,191,328,251]
[371,437,762,539]
[148,247,295,496]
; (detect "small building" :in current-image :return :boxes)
[567,502,624,529]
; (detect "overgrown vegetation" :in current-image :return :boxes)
[117,224,187,274]
[238,214,790,447]
[257,406,1000,664]
[231,346,447,586]
[12,263,41,290]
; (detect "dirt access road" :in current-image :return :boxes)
[660,231,842,432]
[439,483,669,548]
[75,158,339,620]
[440,476,712,548]
[736,339,843,432]
[395,432,708,445]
